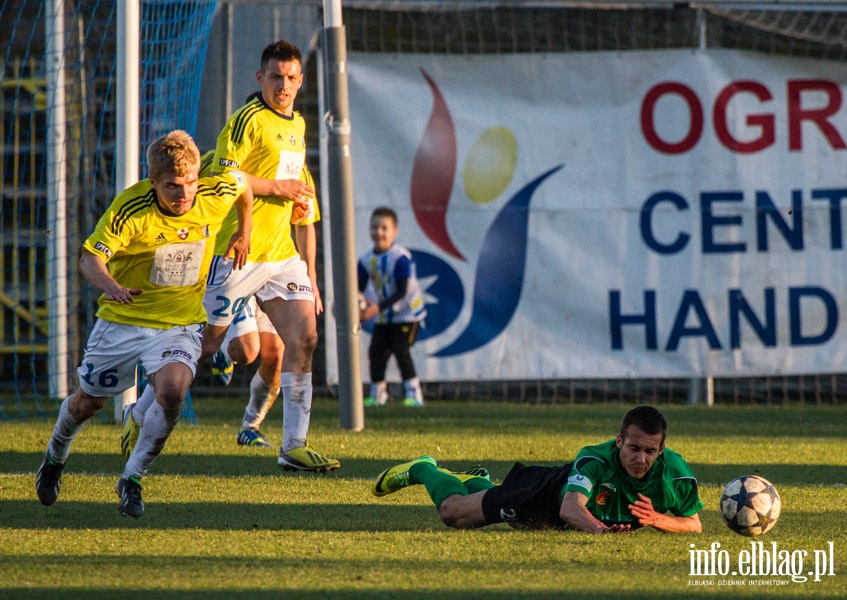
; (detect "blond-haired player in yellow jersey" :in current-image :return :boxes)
[35,130,253,518]
[125,40,339,473]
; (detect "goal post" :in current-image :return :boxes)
[111,0,141,422]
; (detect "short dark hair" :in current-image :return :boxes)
[620,406,668,443]
[371,206,398,225]
[260,39,302,71]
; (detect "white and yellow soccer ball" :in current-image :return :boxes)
[720,475,781,537]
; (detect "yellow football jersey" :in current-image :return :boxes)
[210,97,318,261]
[199,148,320,228]
[82,171,248,328]
[295,165,322,227]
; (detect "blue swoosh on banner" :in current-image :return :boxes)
[432,164,564,357]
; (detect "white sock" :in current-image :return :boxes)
[123,401,180,479]
[404,377,423,403]
[132,382,157,426]
[281,372,312,452]
[371,381,388,406]
[48,396,85,463]
[242,371,280,430]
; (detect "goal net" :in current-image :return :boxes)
[1,0,217,420]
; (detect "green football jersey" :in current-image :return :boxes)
[562,439,704,526]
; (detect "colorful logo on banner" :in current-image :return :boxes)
[407,69,564,357]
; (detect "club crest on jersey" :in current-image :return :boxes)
[289,134,297,146]
[596,489,611,506]
[166,248,194,264]
[178,228,189,240]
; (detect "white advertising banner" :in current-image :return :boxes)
[323,49,847,383]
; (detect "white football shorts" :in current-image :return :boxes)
[222,296,277,348]
[204,256,314,328]
[76,320,203,397]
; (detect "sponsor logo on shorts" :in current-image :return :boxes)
[93,241,113,258]
[218,158,238,168]
[568,474,592,493]
[286,282,312,293]
[162,349,192,361]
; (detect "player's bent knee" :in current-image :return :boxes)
[229,342,258,365]
[155,388,187,411]
[286,332,317,358]
[301,330,318,353]
[438,498,474,529]
[151,366,192,410]
[70,390,109,420]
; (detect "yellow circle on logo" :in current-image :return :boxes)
[463,126,518,205]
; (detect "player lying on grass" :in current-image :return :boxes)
[372,405,703,533]
[35,130,252,519]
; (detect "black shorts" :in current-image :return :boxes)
[481,462,574,530]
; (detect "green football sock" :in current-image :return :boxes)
[462,476,495,495]
[409,461,468,509]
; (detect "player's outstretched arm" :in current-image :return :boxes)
[628,493,702,533]
[560,491,631,534]
[224,185,254,270]
[79,250,142,303]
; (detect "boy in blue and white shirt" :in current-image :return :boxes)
[357,207,427,407]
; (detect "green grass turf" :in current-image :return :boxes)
[0,399,845,598]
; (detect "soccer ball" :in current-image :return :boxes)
[720,475,781,537]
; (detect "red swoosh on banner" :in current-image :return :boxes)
[410,69,465,261]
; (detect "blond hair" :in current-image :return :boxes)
[146,130,201,181]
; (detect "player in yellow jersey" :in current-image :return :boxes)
[125,40,338,473]
[35,130,253,518]
[207,150,324,452]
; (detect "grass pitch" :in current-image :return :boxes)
[0,399,845,598]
